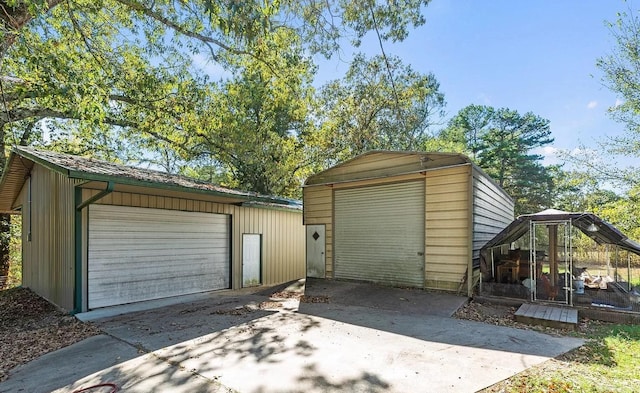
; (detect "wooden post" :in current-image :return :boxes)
[549,224,558,287]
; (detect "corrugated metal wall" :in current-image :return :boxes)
[302,185,333,276]
[472,168,515,263]
[83,190,305,290]
[425,165,472,291]
[307,152,468,186]
[20,165,81,310]
[334,181,425,287]
[88,205,231,308]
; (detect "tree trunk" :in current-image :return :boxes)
[0,121,6,288]
[0,213,9,289]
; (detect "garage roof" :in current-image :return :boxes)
[305,150,473,186]
[481,209,640,255]
[0,146,301,213]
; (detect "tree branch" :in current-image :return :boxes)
[0,0,63,60]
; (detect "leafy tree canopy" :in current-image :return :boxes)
[595,5,640,186]
[317,53,445,165]
[441,104,554,215]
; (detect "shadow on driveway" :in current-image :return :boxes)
[2,279,586,393]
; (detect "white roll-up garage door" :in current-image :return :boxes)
[88,205,230,309]
[334,181,425,287]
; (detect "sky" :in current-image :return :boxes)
[313,0,631,167]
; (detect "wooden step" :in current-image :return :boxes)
[514,303,578,330]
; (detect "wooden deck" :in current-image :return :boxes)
[514,303,578,330]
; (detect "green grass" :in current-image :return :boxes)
[500,324,640,393]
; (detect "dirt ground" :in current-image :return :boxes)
[453,299,608,336]
[0,288,100,382]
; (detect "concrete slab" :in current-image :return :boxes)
[0,335,139,393]
[0,279,585,393]
[51,352,227,393]
[76,286,270,322]
[304,278,468,317]
[149,304,583,393]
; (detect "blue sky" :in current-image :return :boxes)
[314,0,630,166]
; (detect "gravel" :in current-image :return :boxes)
[0,287,100,382]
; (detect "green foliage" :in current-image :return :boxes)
[317,53,445,164]
[590,186,640,242]
[176,29,316,198]
[0,0,434,196]
[442,105,554,215]
[594,6,640,185]
[7,216,21,288]
[502,324,640,393]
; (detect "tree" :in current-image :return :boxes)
[182,29,316,198]
[595,5,640,185]
[441,104,494,159]
[0,0,433,283]
[442,105,554,215]
[317,53,445,164]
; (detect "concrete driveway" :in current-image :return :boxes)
[0,279,584,393]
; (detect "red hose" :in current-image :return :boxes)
[71,383,118,393]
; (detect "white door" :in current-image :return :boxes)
[242,234,261,287]
[306,225,325,278]
[334,181,425,287]
[88,205,230,309]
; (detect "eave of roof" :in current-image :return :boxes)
[481,209,640,255]
[0,146,301,212]
[304,150,472,186]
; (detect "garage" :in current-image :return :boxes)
[0,146,306,312]
[303,151,514,295]
[88,205,230,308]
[334,181,425,287]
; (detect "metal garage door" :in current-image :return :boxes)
[88,205,230,309]
[334,181,425,287]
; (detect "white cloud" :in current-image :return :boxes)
[532,146,559,165]
[614,98,624,108]
[587,100,598,109]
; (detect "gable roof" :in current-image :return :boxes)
[0,146,301,213]
[305,150,473,186]
[304,150,513,203]
[481,209,640,255]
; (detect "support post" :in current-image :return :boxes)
[549,224,558,287]
[628,253,632,292]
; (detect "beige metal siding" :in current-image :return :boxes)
[425,165,471,291]
[21,164,80,310]
[306,152,468,186]
[88,205,230,308]
[83,190,305,290]
[472,168,515,263]
[334,181,425,287]
[302,185,333,276]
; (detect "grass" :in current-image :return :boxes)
[492,324,640,393]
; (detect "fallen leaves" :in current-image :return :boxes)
[300,295,330,303]
[0,288,100,382]
[454,300,587,337]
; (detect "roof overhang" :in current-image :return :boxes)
[304,150,473,187]
[481,209,640,256]
[0,147,302,213]
[0,153,34,213]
